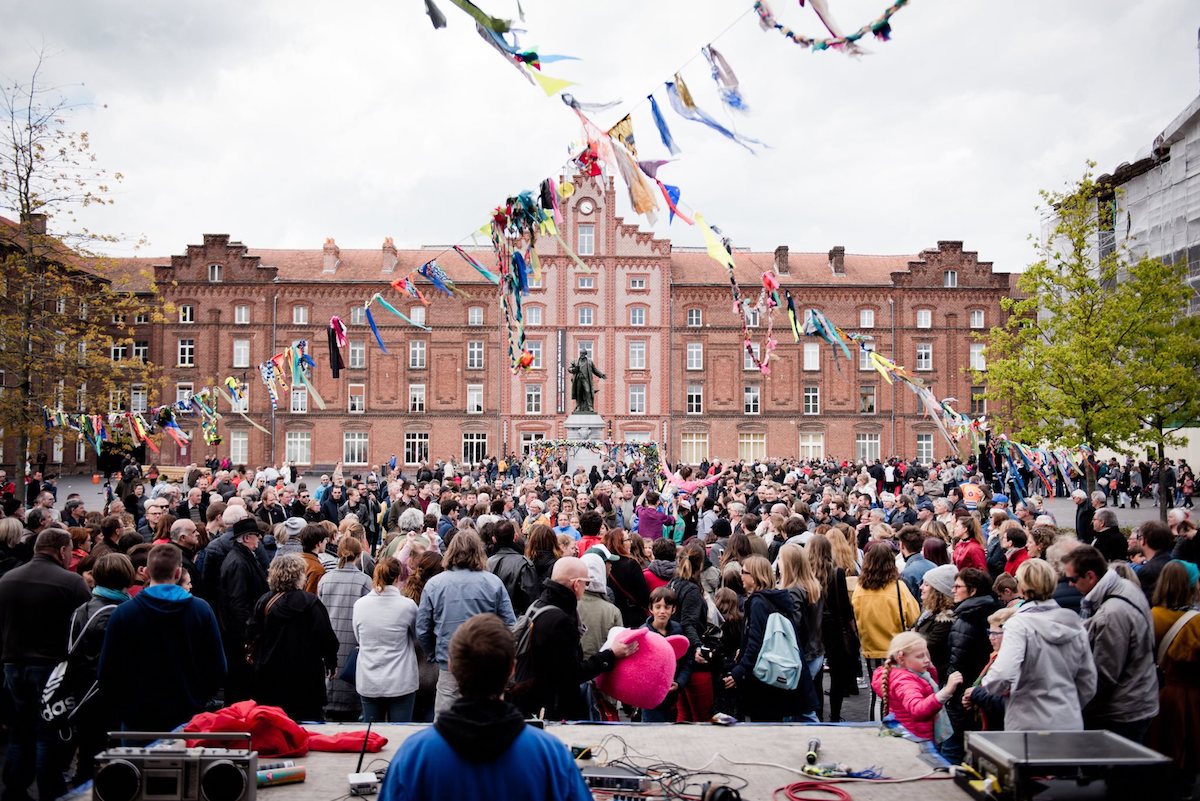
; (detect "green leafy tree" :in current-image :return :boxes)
[1,59,159,482]
[979,167,1194,493]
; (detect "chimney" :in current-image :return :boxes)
[774,245,789,275]
[20,212,47,235]
[381,237,398,274]
[828,245,846,275]
[323,237,340,274]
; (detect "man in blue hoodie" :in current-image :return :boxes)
[379,613,591,801]
[99,544,226,731]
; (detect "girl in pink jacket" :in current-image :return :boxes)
[871,631,963,746]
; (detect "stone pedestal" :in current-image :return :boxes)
[563,413,605,475]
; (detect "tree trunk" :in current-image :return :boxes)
[1156,422,1169,524]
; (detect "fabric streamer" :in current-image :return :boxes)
[702,44,748,111]
[754,0,910,52]
[391,273,429,306]
[611,144,659,220]
[418,260,467,297]
[223,377,271,434]
[608,114,638,157]
[452,245,500,284]
[785,290,804,342]
[370,293,432,331]
[561,94,623,113]
[801,0,868,55]
[290,341,326,410]
[327,316,347,378]
[665,80,765,154]
[363,307,387,353]
[648,94,681,155]
[657,181,692,225]
[695,212,735,271]
[444,0,511,32]
[525,65,576,96]
[424,0,448,29]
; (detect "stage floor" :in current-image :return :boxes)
[257,722,966,800]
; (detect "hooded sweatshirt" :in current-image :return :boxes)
[578,554,621,660]
[643,559,676,591]
[980,600,1098,730]
[99,583,226,731]
[379,698,592,801]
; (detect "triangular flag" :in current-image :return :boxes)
[695,213,734,270]
[526,66,576,96]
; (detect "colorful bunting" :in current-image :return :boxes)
[754,0,910,52]
[648,94,682,156]
[702,44,748,111]
[665,79,765,154]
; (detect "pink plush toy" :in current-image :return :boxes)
[595,627,690,709]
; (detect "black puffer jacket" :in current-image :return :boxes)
[668,577,706,649]
[948,594,1000,685]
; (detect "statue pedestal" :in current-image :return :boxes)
[563,413,606,475]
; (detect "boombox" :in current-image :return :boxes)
[94,732,257,801]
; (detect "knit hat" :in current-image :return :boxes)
[281,517,305,539]
[922,564,957,598]
[1173,559,1200,588]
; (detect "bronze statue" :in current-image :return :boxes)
[568,349,605,415]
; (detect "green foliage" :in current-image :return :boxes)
[979,166,1197,459]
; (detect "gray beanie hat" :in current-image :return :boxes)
[922,564,957,598]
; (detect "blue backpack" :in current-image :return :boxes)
[752,603,803,691]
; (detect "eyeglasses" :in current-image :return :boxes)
[1065,575,1080,584]
[987,629,1004,637]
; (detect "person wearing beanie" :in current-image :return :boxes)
[912,564,958,683]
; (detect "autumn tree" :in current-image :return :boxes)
[0,58,159,482]
[979,167,1196,493]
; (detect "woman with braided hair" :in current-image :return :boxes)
[871,631,962,750]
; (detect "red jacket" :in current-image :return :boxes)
[953,539,987,573]
[1004,548,1029,577]
[870,664,943,741]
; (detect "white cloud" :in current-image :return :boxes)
[2,0,1195,272]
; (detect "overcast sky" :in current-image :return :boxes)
[2,0,1196,272]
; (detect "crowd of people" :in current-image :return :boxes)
[0,449,1196,800]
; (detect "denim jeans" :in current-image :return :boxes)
[807,656,825,680]
[3,663,67,801]
[360,693,416,723]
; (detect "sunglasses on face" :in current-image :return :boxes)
[1065,575,1080,584]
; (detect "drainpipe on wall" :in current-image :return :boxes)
[270,289,278,466]
[889,297,896,457]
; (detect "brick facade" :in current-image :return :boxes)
[12,176,1017,473]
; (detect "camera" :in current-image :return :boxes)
[94,732,256,801]
[698,645,715,662]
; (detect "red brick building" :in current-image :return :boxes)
[8,175,1017,472]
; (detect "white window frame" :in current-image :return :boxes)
[859,342,874,371]
[680,432,709,464]
[286,431,313,465]
[630,277,647,290]
[231,384,248,413]
[409,340,427,369]
[179,305,194,324]
[629,384,646,415]
[577,340,595,360]
[410,306,426,327]
[744,385,760,415]
[132,340,149,362]
[916,309,932,329]
[745,308,760,328]
[467,306,484,326]
[348,341,366,369]
[134,312,149,325]
[803,386,820,416]
[234,304,250,325]
[687,308,702,328]
[578,275,595,290]
[177,339,195,368]
[467,384,484,414]
[738,433,766,463]
[971,386,987,416]
[349,306,366,326]
[743,341,761,371]
[803,343,820,371]
[970,309,985,329]
[859,308,875,329]
[229,431,249,465]
[348,383,365,414]
[525,384,542,414]
[944,270,958,288]
[855,433,881,463]
[916,433,934,464]
[629,307,646,327]
[520,432,546,454]
[798,432,824,460]
[409,384,426,413]
[629,341,646,370]
[293,305,309,325]
[915,343,932,372]
[860,384,877,415]
[527,341,543,370]
[343,432,369,466]
[686,384,703,415]
[969,343,987,371]
[578,306,594,327]
[686,343,703,371]
[467,341,485,370]
[176,383,193,403]
[233,339,251,369]
[290,388,308,414]
[578,223,595,256]
[130,384,148,414]
[463,432,488,464]
[111,343,128,362]
[404,432,430,466]
[208,264,223,283]
[526,306,543,326]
